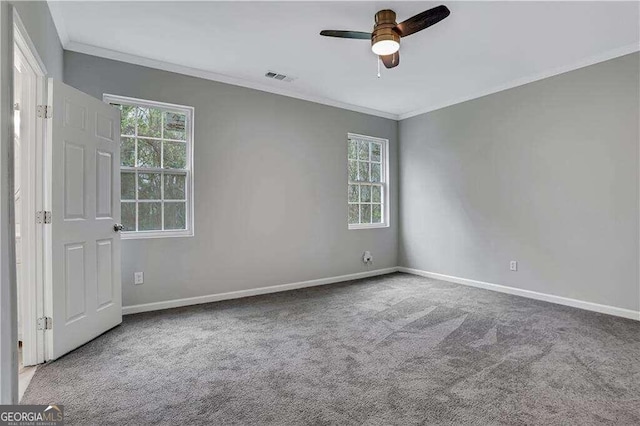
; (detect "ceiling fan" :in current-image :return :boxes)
[320,5,450,69]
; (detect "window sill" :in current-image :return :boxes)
[348,223,389,230]
[121,230,194,240]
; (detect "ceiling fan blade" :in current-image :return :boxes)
[319,30,371,40]
[380,52,400,69]
[394,5,450,38]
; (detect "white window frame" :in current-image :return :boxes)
[103,94,195,239]
[347,132,389,230]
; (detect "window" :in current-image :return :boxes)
[347,133,388,229]
[104,94,194,239]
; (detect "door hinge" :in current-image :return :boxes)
[37,105,52,119]
[37,317,52,330]
[36,211,52,224]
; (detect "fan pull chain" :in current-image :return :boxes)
[377,57,381,78]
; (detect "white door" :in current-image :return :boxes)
[47,79,122,360]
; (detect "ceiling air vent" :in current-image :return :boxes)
[264,71,296,82]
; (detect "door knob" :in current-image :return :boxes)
[113,223,124,232]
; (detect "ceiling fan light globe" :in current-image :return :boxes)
[372,40,400,56]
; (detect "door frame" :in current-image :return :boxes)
[13,9,47,367]
[0,1,17,405]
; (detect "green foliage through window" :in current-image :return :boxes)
[347,136,385,227]
[111,100,191,234]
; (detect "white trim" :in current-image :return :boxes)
[123,266,640,320]
[13,10,48,367]
[122,267,399,315]
[103,94,194,115]
[347,132,389,144]
[12,11,47,76]
[347,133,390,230]
[103,94,195,240]
[42,80,53,363]
[398,43,640,120]
[57,37,637,123]
[398,267,640,321]
[66,41,398,120]
[121,229,193,240]
[348,223,390,230]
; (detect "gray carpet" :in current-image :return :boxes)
[22,272,640,425]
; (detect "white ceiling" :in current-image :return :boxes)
[49,1,639,119]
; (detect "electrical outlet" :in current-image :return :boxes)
[134,272,144,285]
[363,251,373,264]
[509,261,518,272]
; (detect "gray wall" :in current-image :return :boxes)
[399,53,640,312]
[0,1,16,404]
[12,1,63,81]
[64,51,398,307]
[2,1,62,402]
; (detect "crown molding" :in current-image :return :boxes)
[49,1,638,123]
[63,40,640,123]
[398,42,640,120]
[63,41,399,120]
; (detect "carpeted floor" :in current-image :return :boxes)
[22,272,640,425]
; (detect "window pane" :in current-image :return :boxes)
[348,184,359,203]
[137,138,161,168]
[121,172,136,200]
[120,105,136,136]
[360,185,371,202]
[372,204,382,223]
[164,111,186,140]
[371,163,381,182]
[121,202,136,231]
[138,202,162,231]
[121,137,135,167]
[361,204,371,224]
[138,173,161,199]
[346,136,386,228]
[112,97,193,235]
[163,141,187,169]
[358,161,369,182]
[348,204,359,224]
[137,107,162,138]
[348,160,358,182]
[357,141,369,160]
[371,185,381,203]
[371,143,381,162]
[164,202,186,230]
[348,140,358,160]
[164,173,186,200]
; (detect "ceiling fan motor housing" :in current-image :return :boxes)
[372,10,400,49]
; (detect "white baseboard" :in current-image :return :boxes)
[123,266,640,321]
[398,267,640,321]
[122,267,399,315]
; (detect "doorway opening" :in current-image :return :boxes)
[13,11,47,401]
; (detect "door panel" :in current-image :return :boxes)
[96,151,113,218]
[64,243,85,322]
[95,112,115,141]
[63,142,85,219]
[48,79,122,360]
[96,239,114,309]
